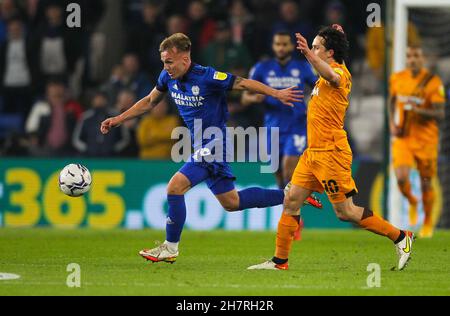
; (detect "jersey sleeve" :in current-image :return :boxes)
[156,70,169,92]
[425,75,446,104]
[205,67,236,91]
[332,66,349,89]
[303,63,318,87]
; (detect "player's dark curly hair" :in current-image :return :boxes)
[317,25,349,64]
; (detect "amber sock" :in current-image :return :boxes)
[422,190,435,227]
[274,213,300,260]
[359,208,402,242]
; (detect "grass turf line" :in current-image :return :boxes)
[0,229,449,296]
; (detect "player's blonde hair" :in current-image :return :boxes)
[159,33,192,53]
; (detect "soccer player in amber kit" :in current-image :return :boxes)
[389,45,446,238]
[248,25,415,271]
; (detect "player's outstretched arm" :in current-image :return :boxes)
[233,77,303,107]
[295,33,341,87]
[100,88,165,135]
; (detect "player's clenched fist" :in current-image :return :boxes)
[100,117,121,134]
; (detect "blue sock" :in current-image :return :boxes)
[238,188,284,210]
[166,195,187,243]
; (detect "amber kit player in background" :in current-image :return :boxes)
[389,45,446,238]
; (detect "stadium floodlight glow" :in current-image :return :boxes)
[393,0,450,72]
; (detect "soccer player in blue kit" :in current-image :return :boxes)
[100,33,305,263]
[242,32,322,239]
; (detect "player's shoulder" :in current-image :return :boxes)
[158,69,173,84]
[422,70,445,94]
[331,62,351,80]
[391,69,409,80]
[196,64,227,79]
[423,69,443,83]
[191,63,209,76]
[159,69,169,78]
[251,59,273,72]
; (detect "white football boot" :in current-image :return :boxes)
[139,242,178,264]
[247,260,289,270]
[395,231,415,270]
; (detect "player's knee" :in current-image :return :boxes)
[167,186,184,195]
[421,177,432,192]
[335,210,350,222]
[397,178,407,187]
[283,195,300,214]
[167,181,186,195]
[167,173,190,195]
[333,205,351,222]
[221,200,239,212]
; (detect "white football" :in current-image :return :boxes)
[59,164,92,197]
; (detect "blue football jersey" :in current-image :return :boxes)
[250,58,317,134]
[156,63,235,153]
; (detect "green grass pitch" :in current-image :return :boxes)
[0,228,449,296]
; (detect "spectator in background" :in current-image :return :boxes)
[271,0,314,46]
[122,0,148,27]
[126,0,165,79]
[0,18,35,119]
[115,89,139,157]
[29,0,104,30]
[31,3,82,92]
[137,97,179,160]
[102,53,153,104]
[228,0,262,61]
[73,91,129,157]
[201,20,252,72]
[121,53,153,100]
[0,0,23,45]
[26,80,82,156]
[24,0,104,88]
[102,64,124,104]
[166,14,187,35]
[323,0,358,68]
[186,0,216,61]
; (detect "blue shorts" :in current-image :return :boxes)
[179,160,236,195]
[268,130,307,159]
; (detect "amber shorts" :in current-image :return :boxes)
[392,138,437,178]
[291,148,358,203]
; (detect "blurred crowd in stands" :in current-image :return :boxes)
[0,0,391,159]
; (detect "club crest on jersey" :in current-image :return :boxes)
[192,85,200,96]
[213,72,228,81]
[312,86,319,96]
[291,69,300,77]
[173,83,178,90]
[269,71,276,77]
